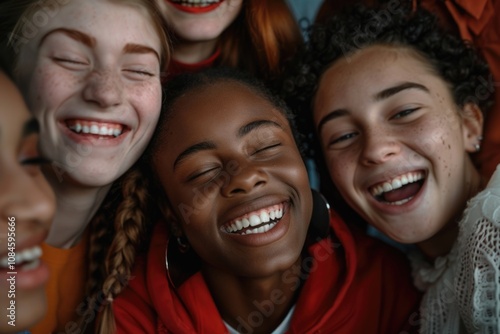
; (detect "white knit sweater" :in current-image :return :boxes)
[410,165,500,334]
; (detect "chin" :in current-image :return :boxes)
[60,167,124,188]
[0,288,46,333]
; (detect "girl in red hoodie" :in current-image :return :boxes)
[113,68,421,333]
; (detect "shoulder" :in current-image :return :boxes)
[113,222,169,334]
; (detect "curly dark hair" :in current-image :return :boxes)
[281,3,493,159]
[279,3,493,226]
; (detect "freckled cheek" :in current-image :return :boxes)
[128,84,162,124]
[29,66,82,113]
[324,152,352,183]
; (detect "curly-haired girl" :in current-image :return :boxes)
[112,68,421,333]
[282,3,499,333]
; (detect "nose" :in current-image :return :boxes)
[0,167,56,230]
[360,129,401,166]
[82,70,123,108]
[220,162,268,197]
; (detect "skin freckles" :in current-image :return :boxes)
[16,0,163,188]
[314,45,482,257]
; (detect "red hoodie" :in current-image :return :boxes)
[114,211,421,333]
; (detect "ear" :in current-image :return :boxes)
[158,195,184,237]
[460,103,483,153]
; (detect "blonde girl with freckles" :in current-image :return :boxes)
[0,0,170,332]
[282,4,499,333]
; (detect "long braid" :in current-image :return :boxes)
[97,163,153,333]
[76,180,122,333]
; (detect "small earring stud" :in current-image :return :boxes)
[474,143,481,152]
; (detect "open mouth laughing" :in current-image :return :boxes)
[222,203,285,235]
[169,0,222,8]
[369,171,425,205]
[65,119,127,138]
[0,246,43,272]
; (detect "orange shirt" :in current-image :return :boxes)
[31,232,89,334]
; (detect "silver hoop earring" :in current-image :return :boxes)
[177,236,190,253]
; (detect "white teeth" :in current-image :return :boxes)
[172,0,220,6]
[391,178,402,189]
[235,220,243,231]
[68,121,123,137]
[241,222,277,235]
[90,124,99,134]
[0,246,43,269]
[224,204,285,235]
[370,171,425,197]
[390,198,412,206]
[249,215,260,227]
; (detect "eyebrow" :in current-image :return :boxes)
[123,44,160,62]
[39,28,159,61]
[317,82,430,134]
[40,28,96,48]
[174,141,216,169]
[22,118,40,137]
[238,120,283,137]
[173,120,283,169]
[374,82,429,101]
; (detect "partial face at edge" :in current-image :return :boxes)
[0,72,55,333]
[16,0,163,188]
[313,45,482,244]
[153,81,312,278]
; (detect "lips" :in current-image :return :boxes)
[167,0,224,13]
[221,203,285,235]
[369,171,425,205]
[65,119,125,138]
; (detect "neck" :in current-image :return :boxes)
[43,168,112,249]
[203,258,303,334]
[172,39,218,64]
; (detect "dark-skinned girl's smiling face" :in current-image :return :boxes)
[152,80,312,278]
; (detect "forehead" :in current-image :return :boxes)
[315,46,439,108]
[23,0,159,48]
[167,81,287,132]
